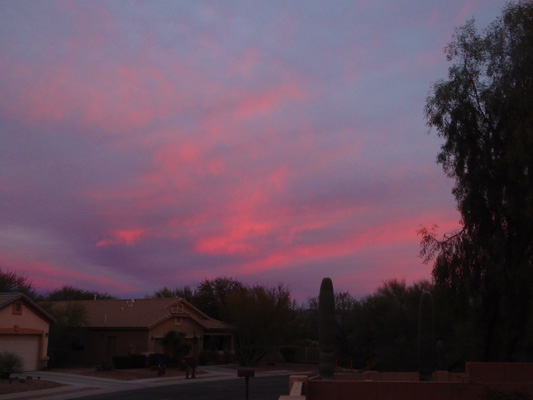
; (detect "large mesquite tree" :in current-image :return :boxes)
[421,1,533,361]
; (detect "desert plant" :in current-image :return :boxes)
[318,277,336,379]
[161,330,191,366]
[0,352,23,379]
[436,340,445,370]
[418,291,435,381]
[96,360,114,371]
[279,346,297,363]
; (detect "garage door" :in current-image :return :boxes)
[0,335,40,371]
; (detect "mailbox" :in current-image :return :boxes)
[237,369,255,378]
[238,369,255,400]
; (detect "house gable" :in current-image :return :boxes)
[0,293,56,325]
[0,293,55,371]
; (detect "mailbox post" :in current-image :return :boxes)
[237,369,255,400]
[191,333,198,379]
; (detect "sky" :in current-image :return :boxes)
[0,1,509,302]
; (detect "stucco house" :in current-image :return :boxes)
[0,293,56,371]
[47,297,235,365]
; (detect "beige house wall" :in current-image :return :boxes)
[67,329,150,365]
[66,318,207,364]
[0,301,51,368]
[149,317,205,355]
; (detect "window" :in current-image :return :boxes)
[12,302,22,315]
[174,317,182,326]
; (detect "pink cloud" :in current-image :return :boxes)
[96,229,145,247]
[234,82,305,120]
[2,254,135,294]
[229,208,460,276]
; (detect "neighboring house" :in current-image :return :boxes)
[48,298,235,365]
[0,293,56,371]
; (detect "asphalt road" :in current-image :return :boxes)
[74,374,289,400]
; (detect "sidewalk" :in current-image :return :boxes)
[1,365,313,400]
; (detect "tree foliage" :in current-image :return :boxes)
[41,302,89,367]
[151,286,196,302]
[42,285,116,301]
[422,1,533,361]
[194,277,245,320]
[0,268,35,298]
[151,277,244,320]
[223,284,296,366]
[161,330,191,365]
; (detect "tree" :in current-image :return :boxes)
[194,277,244,320]
[306,291,359,366]
[352,280,432,370]
[151,286,196,302]
[421,1,533,361]
[161,330,191,365]
[42,286,116,301]
[0,269,35,298]
[223,284,296,366]
[40,302,88,367]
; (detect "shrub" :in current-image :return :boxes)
[130,354,146,368]
[112,355,147,369]
[161,331,191,364]
[0,352,23,379]
[96,360,114,371]
[112,356,131,369]
[279,346,297,363]
[148,353,165,367]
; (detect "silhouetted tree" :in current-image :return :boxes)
[42,285,115,301]
[194,277,244,320]
[161,330,191,365]
[0,268,35,298]
[421,1,533,361]
[223,284,296,366]
[41,302,88,367]
[151,286,195,302]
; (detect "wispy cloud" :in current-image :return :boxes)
[0,0,505,300]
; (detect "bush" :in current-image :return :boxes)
[130,354,146,368]
[279,346,297,363]
[161,331,191,364]
[0,352,23,379]
[148,353,165,367]
[96,360,114,371]
[112,356,131,369]
[112,355,147,369]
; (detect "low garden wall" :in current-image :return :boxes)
[302,363,533,400]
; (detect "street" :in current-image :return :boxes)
[74,374,290,400]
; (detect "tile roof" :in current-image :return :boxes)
[0,292,56,323]
[46,298,234,331]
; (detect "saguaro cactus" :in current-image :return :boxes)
[436,340,445,370]
[418,290,435,381]
[318,277,336,379]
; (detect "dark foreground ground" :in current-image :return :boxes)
[76,374,289,400]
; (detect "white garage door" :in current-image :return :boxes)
[0,335,40,371]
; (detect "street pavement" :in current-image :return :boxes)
[1,365,314,400]
[74,374,291,400]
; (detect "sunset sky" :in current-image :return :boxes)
[0,1,508,301]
